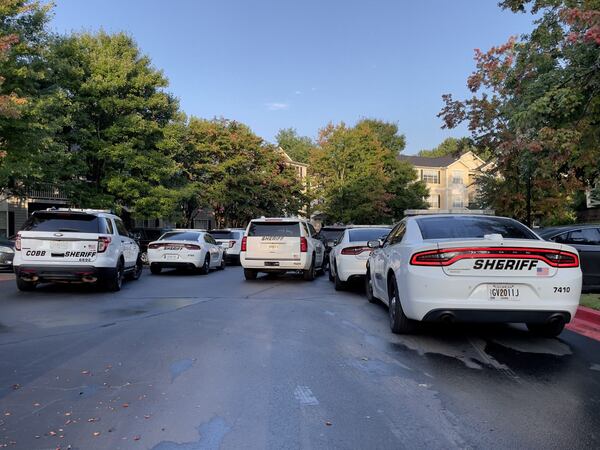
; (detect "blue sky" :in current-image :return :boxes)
[49,0,534,154]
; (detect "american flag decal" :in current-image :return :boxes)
[537,267,549,276]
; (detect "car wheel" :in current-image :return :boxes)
[526,319,565,338]
[140,251,149,265]
[16,277,36,291]
[128,257,143,281]
[150,264,162,275]
[218,255,226,270]
[303,255,316,281]
[244,268,258,280]
[199,255,210,275]
[365,268,377,303]
[334,262,346,291]
[388,275,417,334]
[106,260,124,292]
[328,259,334,282]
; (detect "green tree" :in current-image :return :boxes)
[275,127,315,163]
[48,32,180,218]
[311,120,427,224]
[418,137,476,158]
[439,0,600,225]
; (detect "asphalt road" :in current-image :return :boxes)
[0,267,599,450]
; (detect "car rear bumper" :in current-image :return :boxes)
[240,254,309,271]
[14,265,116,283]
[401,266,581,322]
[422,309,571,324]
[336,257,368,282]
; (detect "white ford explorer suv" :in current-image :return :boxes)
[13,208,142,292]
[240,217,325,281]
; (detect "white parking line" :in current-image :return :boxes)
[294,385,319,406]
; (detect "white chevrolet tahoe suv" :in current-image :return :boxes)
[13,208,142,292]
[240,218,325,281]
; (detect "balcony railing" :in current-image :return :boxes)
[27,183,68,201]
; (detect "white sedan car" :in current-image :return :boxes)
[366,214,582,337]
[329,226,391,290]
[148,230,226,275]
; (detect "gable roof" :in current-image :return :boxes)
[397,154,458,167]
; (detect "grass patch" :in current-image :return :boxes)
[580,293,600,310]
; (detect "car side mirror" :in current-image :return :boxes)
[367,240,381,249]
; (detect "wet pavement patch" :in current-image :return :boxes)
[151,416,231,450]
[170,358,194,383]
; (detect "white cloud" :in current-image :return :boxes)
[266,102,289,111]
[295,90,302,95]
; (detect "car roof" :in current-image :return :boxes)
[538,224,600,236]
[410,214,515,221]
[33,208,119,219]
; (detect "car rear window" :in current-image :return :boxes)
[160,231,202,241]
[318,228,345,241]
[21,213,103,233]
[248,222,301,237]
[210,230,241,239]
[417,216,537,240]
[348,228,390,242]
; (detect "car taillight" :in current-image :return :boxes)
[15,233,21,251]
[300,237,308,252]
[241,236,247,252]
[97,236,111,253]
[184,244,201,250]
[148,243,163,249]
[410,247,580,268]
[229,240,236,248]
[341,246,371,256]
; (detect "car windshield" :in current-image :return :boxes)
[348,228,390,242]
[160,231,201,241]
[318,229,345,241]
[210,230,241,239]
[21,213,102,233]
[248,222,300,237]
[417,216,537,240]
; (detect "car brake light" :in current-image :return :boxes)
[97,236,111,253]
[410,247,580,268]
[184,244,201,250]
[229,240,236,248]
[148,243,163,249]
[241,236,247,252]
[341,246,371,255]
[300,237,308,252]
[15,233,21,251]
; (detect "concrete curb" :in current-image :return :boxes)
[566,305,600,341]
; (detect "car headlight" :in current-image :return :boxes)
[0,246,14,254]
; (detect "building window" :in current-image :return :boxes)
[422,170,440,184]
[452,196,464,208]
[427,195,440,208]
[452,171,463,185]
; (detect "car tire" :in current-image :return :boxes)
[244,268,258,280]
[388,275,417,334]
[365,268,378,303]
[218,255,226,270]
[303,255,316,281]
[526,320,565,338]
[199,255,210,275]
[105,260,124,292]
[140,251,149,265]
[128,257,143,281]
[150,264,162,275]
[328,259,334,282]
[334,262,346,291]
[16,277,36,292]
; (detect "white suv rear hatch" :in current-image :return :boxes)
[246,221,302,261]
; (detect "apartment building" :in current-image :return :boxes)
[398,151,488,210]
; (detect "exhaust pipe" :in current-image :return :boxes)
[439,313,455,324]
[82,276,98,283]
[547,314,565,327]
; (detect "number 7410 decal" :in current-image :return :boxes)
[553,286,571,293]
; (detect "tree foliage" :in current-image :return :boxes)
[275,127,315,163]
[418,137,476,158]
[439,0,600,225]
[310,119,427,224]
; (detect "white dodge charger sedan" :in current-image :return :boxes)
[148,230,226,275]
[365,214,582,337]
[328,226,391,290]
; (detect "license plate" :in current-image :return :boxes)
[264,261,279,267]
[488,284,520,301]
[164,245,181,251]
[50,241,70,252]
[164,254,179,260]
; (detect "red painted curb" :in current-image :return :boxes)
[566,305,600,341]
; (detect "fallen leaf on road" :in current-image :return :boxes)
[122,403,129,408]
[48,431,57,436]
[87,418,99,423]
[133,435,141,441]
[92,431,100,437]
[11,384,21,390]
[64,412,71,416]
[65,420,73,425]
[361,357,368,361]
[81,370,90,375]
[144,415,151,419]
[325,421,332,426]
[33,403,41,407]
[4,412,10,416]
